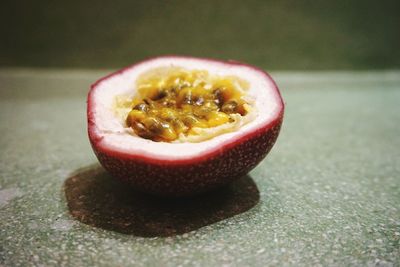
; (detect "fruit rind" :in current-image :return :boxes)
[88,56,284,196]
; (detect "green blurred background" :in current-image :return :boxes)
[1,0,399,70]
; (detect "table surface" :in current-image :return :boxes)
[0,69,399,266]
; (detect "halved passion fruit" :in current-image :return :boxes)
[87,56,284,196]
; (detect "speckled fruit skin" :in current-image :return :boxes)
[88,56,284,196]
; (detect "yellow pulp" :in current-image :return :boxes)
[123,67,251,142]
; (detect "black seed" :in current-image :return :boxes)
[133,122,153,139]
[183,93,193,105]
[143,118,163,134]
[221,101,238,114]
[194,97,204,106]
[133,103,149,112]
[152,90,167,100]
[213,89,224,106]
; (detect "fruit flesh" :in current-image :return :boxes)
[89,56,284,195]
[123,68,253,142]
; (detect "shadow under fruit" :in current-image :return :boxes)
[64,165,260,237]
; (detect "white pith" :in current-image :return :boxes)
[91,57,281,160]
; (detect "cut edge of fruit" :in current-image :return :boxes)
[88,56,284,163]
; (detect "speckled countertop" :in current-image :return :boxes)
[0,70,399,266]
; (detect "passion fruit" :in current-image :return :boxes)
[87,56,284,196]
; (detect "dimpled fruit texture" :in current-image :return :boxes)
[88,56,284,196]
[93,123,282,196]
